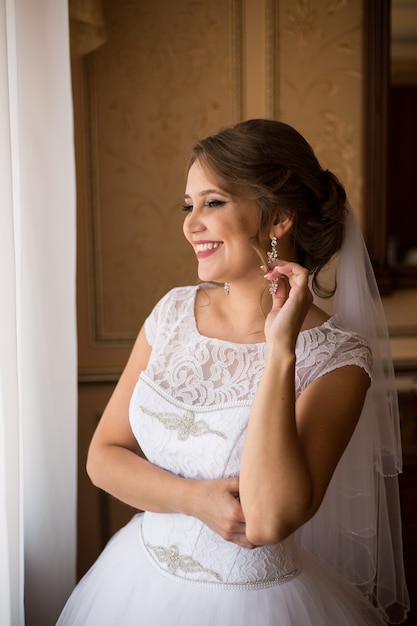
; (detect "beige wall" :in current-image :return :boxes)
[277,0,363,213]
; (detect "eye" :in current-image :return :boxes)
[206,199,228,208]
[182,204,193,213]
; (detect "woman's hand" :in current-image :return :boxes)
[263,261,313,349]
[189,477,255,549]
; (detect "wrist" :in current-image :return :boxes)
[176,477,199,517]
[265,343,296,366]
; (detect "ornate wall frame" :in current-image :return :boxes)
[364,0,417,293]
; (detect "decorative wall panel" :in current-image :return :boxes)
[276,0,363,212]
[83,0,242,348]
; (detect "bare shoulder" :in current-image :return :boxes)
[301,304,330,331]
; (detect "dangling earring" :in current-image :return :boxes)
[267,236,278,295]
[267,236,278,263]
[224,282,230,295]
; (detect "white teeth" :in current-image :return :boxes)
[195,242,222,252]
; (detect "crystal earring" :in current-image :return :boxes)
[224,282,230,295]
[267,236,278,295]
[267,236,278,262]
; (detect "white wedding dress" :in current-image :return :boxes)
[57,284,386,625]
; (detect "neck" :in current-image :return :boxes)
[197,277,272,344]
[224,279,271,315]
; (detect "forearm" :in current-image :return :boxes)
[86,443,195,516]
[86,443,251,547]
[239,345,312,545]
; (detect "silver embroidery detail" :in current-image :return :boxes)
[147,543,223,581]
[140,406,226,441]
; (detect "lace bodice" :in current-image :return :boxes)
[140,284,371,406]
[129,285,371,588]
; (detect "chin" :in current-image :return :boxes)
[198,274,225,285]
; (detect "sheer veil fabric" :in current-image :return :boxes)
[297,206,409,623]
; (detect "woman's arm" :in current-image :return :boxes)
[86,325,254,548]
[239,263,370,546]
[86,325,186,512]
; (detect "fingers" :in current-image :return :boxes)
[264,261,309,289]
[264,261,311,306]
[196,478,256,548]
[262,260,313,345]
[220,518,254,549]
[219,486,256,549]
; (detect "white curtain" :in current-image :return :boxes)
[0,1,77,625]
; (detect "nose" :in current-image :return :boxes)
[183,207,206,236]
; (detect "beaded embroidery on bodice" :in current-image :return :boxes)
[129,285,372,588]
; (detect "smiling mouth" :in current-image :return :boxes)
[195,242,223,252]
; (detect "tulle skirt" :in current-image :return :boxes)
[57,513,385,626]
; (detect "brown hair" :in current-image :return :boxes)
[188,119,347,297]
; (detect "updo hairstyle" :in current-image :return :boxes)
[188,119,347,297]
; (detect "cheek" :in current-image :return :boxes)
[182,217,191,241]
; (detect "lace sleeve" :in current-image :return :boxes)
[295,318,372,397]
[144,286,197,347]
[143,290,174,347]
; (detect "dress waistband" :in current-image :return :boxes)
[139,513,301,590]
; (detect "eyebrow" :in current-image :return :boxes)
[184,189,227,199]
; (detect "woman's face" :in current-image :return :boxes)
[183,161,264,285]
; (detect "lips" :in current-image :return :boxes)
[194,241,223,258]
